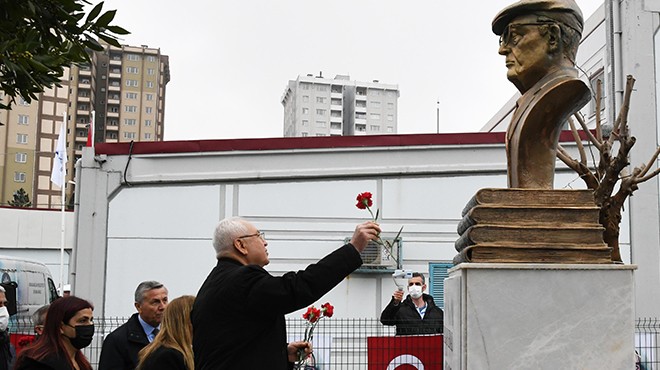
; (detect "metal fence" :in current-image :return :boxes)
[8,316,660,369]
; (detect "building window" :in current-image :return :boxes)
[331,98,342,105]
[316,97,325,103]
[146,81,154,88]
[429,262,453,308]
[123,132,136,139]
[125,105,137,112]
[386,126,394,133]
[147,68,155,75]
[145,107,153,114]
[145,133,152,139]
[19,98,30,106]
[145,119,152,126]
[317,85,328,92]
[315,133,325,136]
[370,101,381,108]
[16,134,28,144]
[127,54,140,61]
[302,108,309,114]
[126,80,138,87]
[316,109,326,116]
[147,56,156,62]
[302,95,309,102]
[370,125,380,131]
[316,120,326,127]
[387,102,394,109]
[301,83,310,90]
[302,120,309,126]
[125,119,136,125]
[146,93,154,101]
[126,66,139,74]
[387,114,394,121]
[14,172,26,183]
[18,114,29,125]
[126,92,138,99]
[301,132,308,137]
[15,152,27,163]
[356,100,367,108]
[370,113,381,120]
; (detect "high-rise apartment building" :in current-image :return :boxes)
[281,74,399,137]
[0,43,170,209]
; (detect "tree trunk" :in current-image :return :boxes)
[600,200,623,263]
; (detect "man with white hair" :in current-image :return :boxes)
[193,217,381,370]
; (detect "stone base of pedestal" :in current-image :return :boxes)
[443,263,636,370]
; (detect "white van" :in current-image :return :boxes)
[0,255,59,319]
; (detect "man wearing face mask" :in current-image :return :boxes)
[380,273,444,335]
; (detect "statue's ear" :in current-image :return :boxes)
[547,24,561,53]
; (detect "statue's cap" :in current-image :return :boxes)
[492,0,584,36]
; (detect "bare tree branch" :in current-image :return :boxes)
[567,117,588,166]
[572,112,602,150]
[637,146,660,179]
[595,78,603,143]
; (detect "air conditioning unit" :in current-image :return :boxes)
[349,238,401,272]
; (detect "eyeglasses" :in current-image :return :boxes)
[237,231,266,241]
[499,22,556,47]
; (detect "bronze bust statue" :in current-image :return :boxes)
[493,0,591,188]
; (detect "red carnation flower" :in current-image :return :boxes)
[321,302,334,317]
[356,192,373,209]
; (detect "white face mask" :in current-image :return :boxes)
[0,307,9,332]
[408,285,423,299]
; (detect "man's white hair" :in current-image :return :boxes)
[213,217,249,258]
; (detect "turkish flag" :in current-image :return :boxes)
[367,335,443,370]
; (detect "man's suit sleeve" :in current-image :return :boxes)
[243,243,363,315]
[380,297,401,326]
[98,332,123,370]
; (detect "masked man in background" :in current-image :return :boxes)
[380,272,444,335]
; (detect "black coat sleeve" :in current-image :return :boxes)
[380,297,402,325]
[242,244,363,315]
[98,330,126,370]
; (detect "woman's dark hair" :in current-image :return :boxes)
[15,296,93,370]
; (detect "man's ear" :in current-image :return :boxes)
[234,239,248,255]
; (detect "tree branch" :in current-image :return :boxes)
[572,112,602,150]
[568,117,588,166]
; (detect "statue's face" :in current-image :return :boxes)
[498,15,557,93]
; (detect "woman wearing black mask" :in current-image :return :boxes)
[15,296,94,370]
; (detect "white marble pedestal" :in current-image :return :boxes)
[443,263,636,370]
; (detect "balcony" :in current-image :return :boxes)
[77,96,90,103]
[331,92,343,99]
[78,69,92,76]
[109,58,121,66]
[109,72,121,79]
[106,111,119,118]
[108,85,120,92]
[108,98,120,105]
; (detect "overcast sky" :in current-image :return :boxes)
[101,0,604,140]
